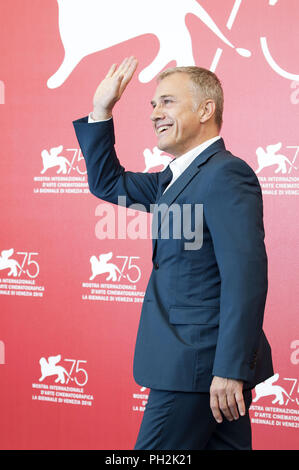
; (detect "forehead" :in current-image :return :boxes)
[152,73,194,101]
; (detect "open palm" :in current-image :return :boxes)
[92,56,138,119]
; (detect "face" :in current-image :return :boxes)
[150,73,203,157]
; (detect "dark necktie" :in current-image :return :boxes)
[160,165,173,196]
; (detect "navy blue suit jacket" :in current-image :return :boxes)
[73,116,274,392]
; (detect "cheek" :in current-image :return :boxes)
[176,112,196,137]
[176,121,192,141]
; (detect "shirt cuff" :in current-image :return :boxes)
[88,112,112,123]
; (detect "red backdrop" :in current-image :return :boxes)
[0,0,298,450]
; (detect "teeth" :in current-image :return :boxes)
[158,126,171,134]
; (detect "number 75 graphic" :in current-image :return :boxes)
[64,359,88,387]
[17,252,40,278]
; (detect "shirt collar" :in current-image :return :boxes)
[169,136,221,176]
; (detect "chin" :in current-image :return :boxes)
[157,139,172,154]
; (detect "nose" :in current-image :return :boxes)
[150,103,165,122]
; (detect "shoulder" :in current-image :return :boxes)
[204,149,263,202]
[212,149,256,174]
[207,149,260,185]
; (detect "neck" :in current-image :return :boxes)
[196,127,219,145]
[175,125,220,158]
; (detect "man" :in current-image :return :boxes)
[73,56,273,449]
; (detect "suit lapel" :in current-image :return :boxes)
[151,138,226,258]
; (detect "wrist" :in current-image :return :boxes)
[92,107,113,121]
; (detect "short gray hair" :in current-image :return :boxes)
[157,66,224,129]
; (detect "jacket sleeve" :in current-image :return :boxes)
[72,116,159,212]
[204,156,268,383]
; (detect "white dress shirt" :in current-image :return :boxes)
[88,112,221,194]
[163,136,221,193]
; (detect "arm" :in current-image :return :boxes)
[73,116,159,211]
[204,157,268,422]
[73,57,159,212]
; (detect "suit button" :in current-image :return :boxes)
[154,262,159,270]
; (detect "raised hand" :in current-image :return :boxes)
[92,56,138,120]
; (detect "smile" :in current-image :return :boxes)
[156,124,173,135]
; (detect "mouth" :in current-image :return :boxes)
[156,123,173,136]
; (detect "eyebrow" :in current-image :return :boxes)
[150,95,176,106]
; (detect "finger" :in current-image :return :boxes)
[118,55,136,73]
[117,57,136,85]
[210,393,222,424]
[218,393,234,422]
[227,393,239,420]
[121,56,136,74]
[119,58,138,90]
[115,57,130,76]
[235,390,246,417]
[106,63,117,78]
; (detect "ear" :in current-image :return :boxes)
[199,99,216,123]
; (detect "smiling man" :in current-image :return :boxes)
[151,69,221,157]
[73,56,273,450]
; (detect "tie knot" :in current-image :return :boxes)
[160,165,173,195]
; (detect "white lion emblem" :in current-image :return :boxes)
[143,146,172,173]
[0,248,25,277]
[89,252,126,281]
[41,145,71,174]
[47,0,251,89]
[39,354,73,384]
[253,373,294,405]
[256,143,297,174]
